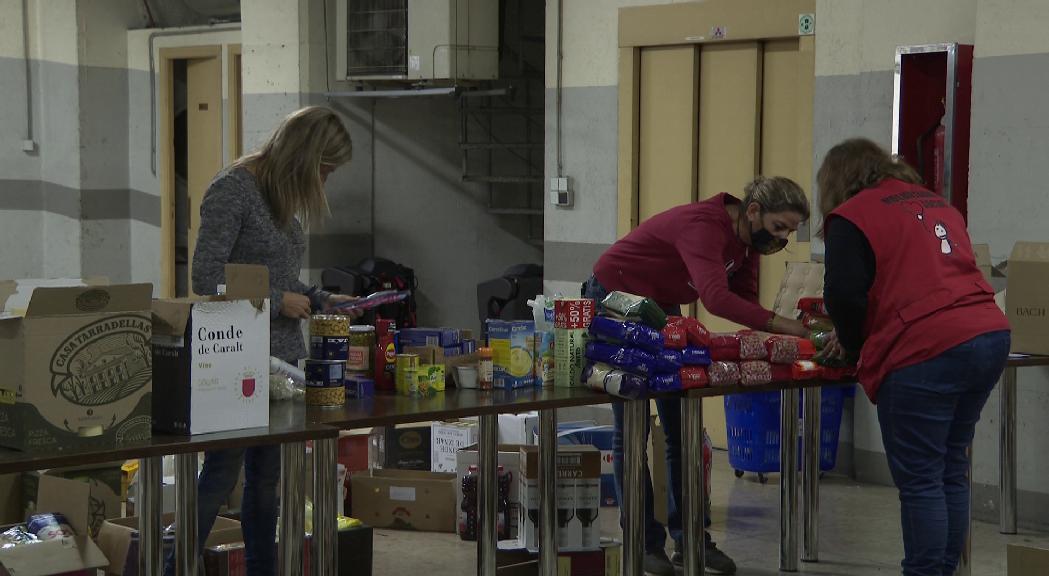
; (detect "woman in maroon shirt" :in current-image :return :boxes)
[585,176,811,575]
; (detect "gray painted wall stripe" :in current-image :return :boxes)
[544,241,611,283]
[0,180,161,226]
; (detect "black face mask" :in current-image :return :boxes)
[749,218,788,255]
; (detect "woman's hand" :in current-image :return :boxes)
[768,315,810,338]
[325,294,364,319]
[280,292,312,320]
[815,331,848,362]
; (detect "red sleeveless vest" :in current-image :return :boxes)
[827,178,1008,400]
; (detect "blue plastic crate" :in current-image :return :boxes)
[725,385,848,475]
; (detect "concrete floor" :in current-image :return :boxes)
[370,451,1049,575]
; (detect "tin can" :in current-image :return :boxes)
[310,314,351,338]
[27,513,75,540]
[310,335,349,361]
[305,386,345,407]
[395,353,420,395]
[347,325,376,371]
[305,359,345,388]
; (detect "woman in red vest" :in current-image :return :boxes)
[819,138,1010,576]
[586,176,812,576]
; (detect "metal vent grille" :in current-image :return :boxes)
[346,0,408,77]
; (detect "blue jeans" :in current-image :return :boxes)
[163,446,281,576]
[583,277,713,553]
[877,330,1010,576]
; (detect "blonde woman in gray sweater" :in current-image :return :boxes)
[165,106,353,576]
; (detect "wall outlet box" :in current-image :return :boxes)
[550,177,573,207]
[21,140,36,152]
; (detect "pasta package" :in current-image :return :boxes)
[709,333,741,362]
[601,291,668,330]
[680,366,709,389]
[666,316,711,348]
[765,335,816,364]
[740,361,773,386]
[589,316,665,353]
[581,362,647,399]
[792,360,821,381]
[739,331,769,360]
[585,341,659,375]
[680,347,712,366]
[771,364,793,383]
[709,361,741,387]
[797,297,829,316]
[662,321,688,350]
[657,349,684,373]
[649,372,682,392]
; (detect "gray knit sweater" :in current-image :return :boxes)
[192,167,329,362]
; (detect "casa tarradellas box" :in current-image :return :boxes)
[0,280,153,453]
[151,265,270,435]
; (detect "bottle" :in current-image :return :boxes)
[460,465,479,541]
[497,466,512,540]
[478,348,494,390]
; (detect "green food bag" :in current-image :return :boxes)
[601,291,667,330]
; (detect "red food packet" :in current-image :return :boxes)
[709,333,741,361]
[765,335,817,364]
[708,361,740,387]
[797,297,828,316]
[740,360,773,386]
[666,316,711,348]
[771,364,793,383]
[792,360,821,381]
[738,331,768,361]
[662,319,688,350]
[680,366,709,389]
[801,312,834,331]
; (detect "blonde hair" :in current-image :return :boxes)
[742,176,810,220]
[817,138,922,237]
[234,106,352,228]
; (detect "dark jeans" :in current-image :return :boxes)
[163,446,281,576]
[582,276,713,553]
[877,330,1010,576]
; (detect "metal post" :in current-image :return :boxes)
[622,399,646,576]
[138,456,164,576]
[539,409,558,576]
[174,452,199,576]
[280,442,306,576]
[312,438,339,576]
[780,389,800,572]
[681,394,705,576]
[803,388,822,562]
[999,366,1018,534]
[478,414,498,576]
[956,445,973,576]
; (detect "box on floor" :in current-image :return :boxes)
[432,420,478,473]
[518,446,601,553]
[0,279,153,452]
[350,468,456,533]
[1004,242,1049,355]
[539,422,617,507]
[151,264,270,435]
[1008,543,1049,576]
[24,462,124,538]
[496,541,622,576]
[381,424,432,471]
[0,474,21,525]
[0,525,108,576]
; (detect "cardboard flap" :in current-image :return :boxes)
[1009,241,1049,263]
[24,284,152,317]
[35,475,92,536]
[224,264,269,300]
[0,535,108,575]
[151,299,193,337]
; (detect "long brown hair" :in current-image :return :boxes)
[233,106,352,228]
[817,138,922,237]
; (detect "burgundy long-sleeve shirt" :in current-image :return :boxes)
[593,193,772,330]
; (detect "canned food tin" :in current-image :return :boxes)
[310,335,349,361]
[306,386,345,407]
[27,513,75,540]
[310,315,351,338]
[305,359,345,388]
[347,325,376,371]
[395,353,419,396]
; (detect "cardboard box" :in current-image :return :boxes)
[151,264,270,435]
[400,328,461,348]
[496,541,622,576]
[350,469,456,533]
[456,444,526,538]
[518,446,601,553]
[28,463,123,538]
[488,320,537,389]
[301,525,373,576]
[432,420,478,473]
[382,425,432,471]
[544,424,617,507]
[1005,242,1049,355]
[0,474,20,525]
[95,514,240,576]
[499,412,539,445]
[1007,543,1049,576]
[0,281,153,452]
[0,529,108,576]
